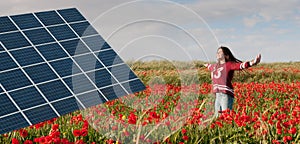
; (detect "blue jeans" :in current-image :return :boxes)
[214,93,234,117]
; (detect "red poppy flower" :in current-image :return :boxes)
[19,129,28,138]
[73,129,81,137]
[23,140,33,144]
[182,135,189,141]
[12,138,19,144]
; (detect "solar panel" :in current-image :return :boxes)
[0,8,146,134]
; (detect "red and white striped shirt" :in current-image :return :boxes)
[207,61,250,97]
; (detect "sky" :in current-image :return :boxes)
[0,0,299,63]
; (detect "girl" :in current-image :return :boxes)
[204,46,261,117]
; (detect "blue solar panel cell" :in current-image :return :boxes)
[35,11,65,26]
[52,97,80,115]
[10,47,44,66]
[0,93,18,116]
[100,84,127,100]
[77,90,104,107]
[0,32,31,50]
[50,58,81,77]
[101,42,111,50]
[0,16,18,33]
[82,35,111,51]
[58,8,86,23]
[0,113,29,134]
[24,64,58,84]
[70,21,98,37]
[48,25,77,41]
[36,43,68,61]
[38,80,72,102]
[24,105,57,124]
[10,13,42,30]
[0,69,32,91]
[0,44,4,52]
[87,69,118,88]
[23,28,55,45]
[96,50,123,66]
[0,52,18,71]
[9,87,46,110]
[74,53,103,72]
[122,79,146,94]
[108,64,138,82]
[63,74,96,94]
[60,39,90,56]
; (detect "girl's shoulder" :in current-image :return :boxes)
[226,61,242,65]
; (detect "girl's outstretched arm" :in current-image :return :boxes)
[230,54,262,70]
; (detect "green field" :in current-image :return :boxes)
[1,61,299,144]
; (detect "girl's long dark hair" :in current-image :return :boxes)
[217,46,248,75]
[218,46,242,63]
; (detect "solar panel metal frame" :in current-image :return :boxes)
[0,8,145,134]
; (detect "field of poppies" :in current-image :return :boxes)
[1,61,299,144]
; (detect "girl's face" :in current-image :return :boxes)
[217,48,225,61]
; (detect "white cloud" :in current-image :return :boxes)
[187,0,300,26]
[243,15,263,28]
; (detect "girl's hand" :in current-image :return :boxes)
[204,63,209,67]
[250,54,261,66]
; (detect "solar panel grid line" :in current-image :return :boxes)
[0,30,19,35]
[90,77,137,90]
[106,61,127,69]
[0,82,33,94]
[0,63,19,74]
[14,96,73,111]
[53,9,112,101]
[0,84,3,94]
[1,33,100,58]
[44,23,67,28]
[0,100,48,118]
[4,45,33,53]
[71,51,98,59]
[7,101,49,117]
[54,9,132,97]
[89,47,114,56]
[0,18,86,35]
[22,76,60,87]
[0,20,87,36]
[68,20,88,25]
[0,72,32,125]
[0,110,19,119]
[72,33,99,40]
[72,47,113,58]
[6,16,61,117]
[30,12,86,109]
[13,26,44,33]
[56,35,89,44]
[20,56,70,69]
[1,33,101,60]
[119,78,140,85]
